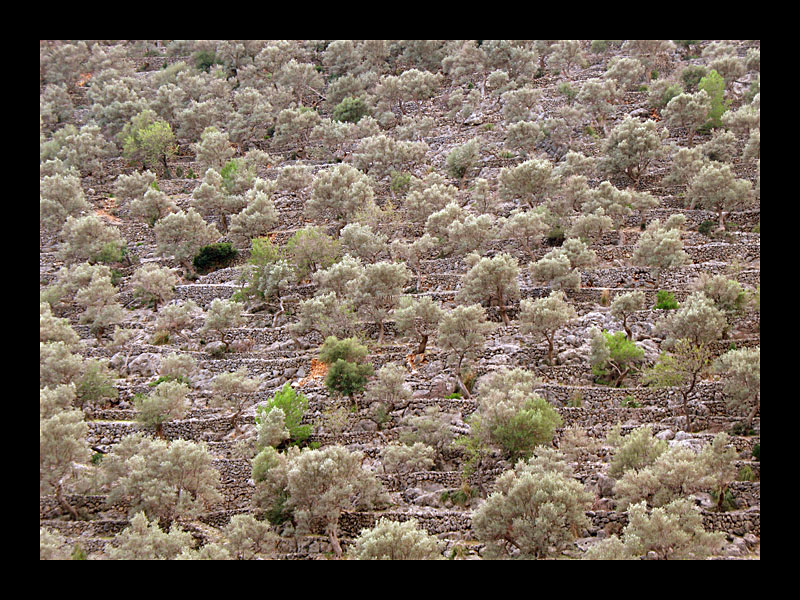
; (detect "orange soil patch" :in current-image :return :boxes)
[296,358,328,387]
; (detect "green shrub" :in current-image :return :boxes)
[150,330,170,345]
[752,443,760,461]
[256,383,312,445]
[444,392,462,399]
[681,65,708,92]
[390,171,412,195]
[697,220,716,235]
[332,97,369,123]
[193,50,221,72]
[621,395,641,408]
[193,242,238,274]
[698,69,729,130]
[737,465,755,482]
[654,290,679,310]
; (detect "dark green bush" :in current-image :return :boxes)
[193,242,238,274]
[752,443,760,461]
[654,290,679,310]
[332,97,369,123]
[697,220,716,235]
[193,50,221,72]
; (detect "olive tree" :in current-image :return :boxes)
[40,173,91,231]
[437,304,493,398]
[200,298,245,352]
[348,260,411,344]
[349,518,444,560]
[610,290,645,339]
[134,380,190,438]
[599,118,668,188]
[130,263,179,312]
[472,447,592,559]
[211,367,261,434]
[58,214,127,266]
[631,214,689,286]
[456,253,520,326]
[655,291,727,348]
[714,346,760,430]
[285,445,387,558]
[498,158,559,209]
[519,290,577,365]
[101,433,222,525]
[306,163,376,233]
[686,162,753,229]
[391,295,443,357]
[662,90,712,148]
[154,209,221,273]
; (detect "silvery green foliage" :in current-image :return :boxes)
[228,87,274,148]
[614,433,738,510]
[688,162,753,229]
[663,146,707,188]
[276,164,313,197]
[348,260,411,344]
[599,117,668,187]
[39,84,75,131]
[607,424,667,478]
[632,215,689,284]
[177,98,231,141]
[191,168,244,232]
[656,291,727,347]
[313,254,365,299]
[340,222,388,263]
[40,341,83,389]
[714,346,760,428]
[570,209,613,242]
[350,134,429,181]
[721,98,760,137]
[380,442,436,474]
[743,129,760,163]
[365,363,412,411]
[662,90,712,147]
[39,41,89,88]
[472,447,592,559]
[442,40,491,92]
[40,396,89,518]
[101,433,222,523]
[499,208,549,259]
[548,40,587,76]
[88,76,148,137]
[306,163,376,231]
[403,178,458,224]
[399,406,456,466]
[446,87,481,123]
[532,237,596,290]
[40,123,117,176]
[155,300,201,336]
[389,233,436,290]
[270,106,321,153]
[391,295,443,356]
[228,190,279,247]
[445,138,480,180]
[200,298,245,350]
[256,406,289,450]
[604,56,645,90]
[154,209,221,268]
[456,253,519,326]
[610,290,645,338]
[211,367,260,432]
[691,273,746,316]
[193,126,235,175]
[504,119,548,155]
[576,77,618,132]
[501,86,543,123]
[135,380,190,432]
[57,214,126,265]
[437,304,493,396]
[621,39,676,70]
[709,55,746,89]
[582,180,658,236]
[216,514,278,560]
[40,173,92,231]
[285,445,387,557]
[40,303,79,348]
[40,527,72,560]
[74,268,124,339]
[425,202,495,257]
[349,517,444,560]
[583,499,724,560]
[275,59,325,106]
[519,290,577,364]
[106,512,194,560]
[113,170,156,203]
[701,129,739,163]
[130,263,179,311]
[291,292,357,340]
[159,352,197,381]
[499,158,559,209]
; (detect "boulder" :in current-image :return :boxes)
[127,352,162,377]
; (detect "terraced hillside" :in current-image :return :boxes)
[40,40,759,560]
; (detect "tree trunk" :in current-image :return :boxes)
[546,333,554,366]
[415,334,428,357]
[56,481,80,521]
[328,523,343,558]
[455,356,471,398]
[744,394,760,430]
[161,154,172,180]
